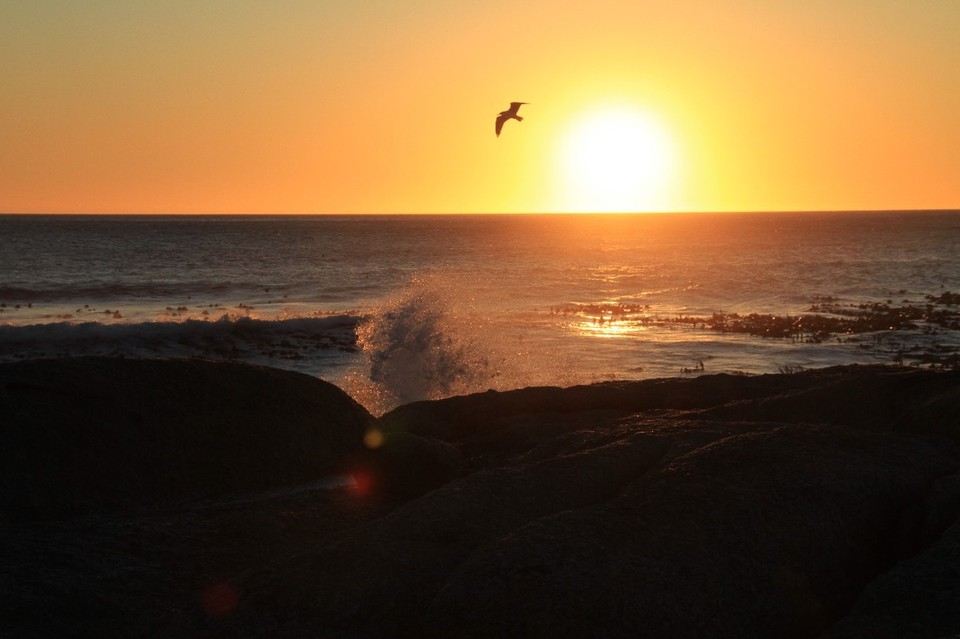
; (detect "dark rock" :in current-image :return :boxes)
[425,425,953,639]
[379,373,809,443]
[4,362,960,638]
[344,430,467,500]
[920,473,960,545]
[245,419,958,638]
[239,365,960,638]
[0,357,374,520]
[701,366,960,440]
[244,420,684,638]
[382,365,960,461]
[823,517,960,638]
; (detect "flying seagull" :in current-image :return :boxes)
[495,102,527,137]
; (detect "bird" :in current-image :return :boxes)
[495,102,527,137]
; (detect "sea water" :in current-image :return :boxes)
[2,212,959,414]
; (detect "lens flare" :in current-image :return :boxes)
[363,428,384,449]
[201,581,239,618]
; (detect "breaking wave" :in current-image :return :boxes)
[346,275,507,412]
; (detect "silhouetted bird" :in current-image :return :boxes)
[496,102,527,137]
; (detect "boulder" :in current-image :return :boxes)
[0,357,374,520]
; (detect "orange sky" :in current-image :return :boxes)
[2,1,958,214]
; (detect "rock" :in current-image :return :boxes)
[0,357,374,520]
[3,362,960,637]
[378,373,809,444]
[823,516,960,638]
[424,425,953,639]
[701,366,960,440]
[344,430,467,500]
[244,419,683,638]
[380,366,960,455]
[920,473,960,545]
[245,419,958,638]
[239,365,960,638]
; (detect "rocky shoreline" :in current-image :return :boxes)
[558,291,960,370]
[2,357,959,637]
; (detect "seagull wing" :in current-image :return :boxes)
[496,102,528,136]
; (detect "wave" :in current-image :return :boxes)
[349,275,499,409]
[0,314,360,368]
[0,281,283,302]
[337,271,592,416]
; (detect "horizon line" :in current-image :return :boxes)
[2,208,959,217]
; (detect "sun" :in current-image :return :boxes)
[556,106,679,212]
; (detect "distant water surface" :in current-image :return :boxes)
[2,212,959,413]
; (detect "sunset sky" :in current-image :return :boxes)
[2,1,958,214]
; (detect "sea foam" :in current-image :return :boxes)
[0,314,360,369]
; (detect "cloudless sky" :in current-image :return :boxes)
[2,0,958,213]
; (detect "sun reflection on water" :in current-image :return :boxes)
[574,319,653,338]
[552,301,659,339]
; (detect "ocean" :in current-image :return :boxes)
[2,212,959,414]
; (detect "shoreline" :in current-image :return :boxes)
[3,292,959,419]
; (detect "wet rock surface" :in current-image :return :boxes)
[2,359,960,637]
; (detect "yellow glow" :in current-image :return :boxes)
[557,107,679,212]
[363,429,384,450]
